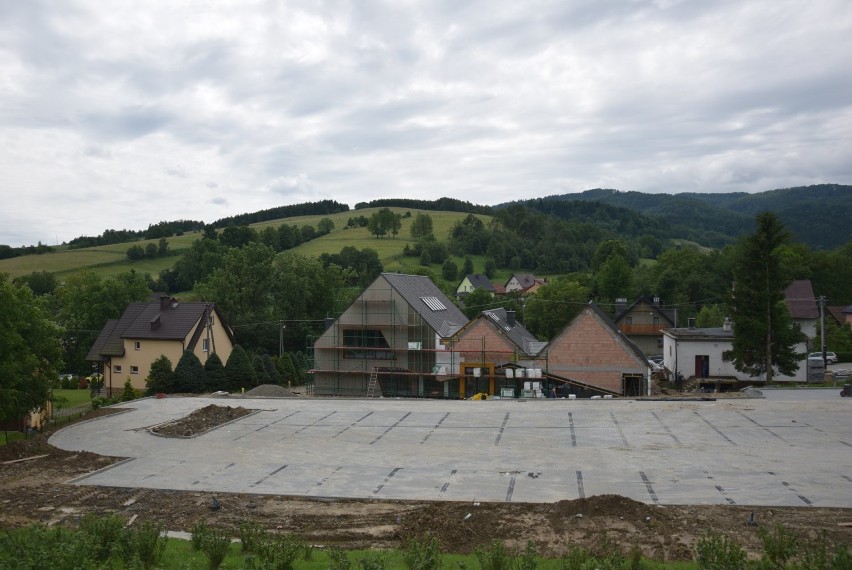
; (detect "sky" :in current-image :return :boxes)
[1,1,851,247]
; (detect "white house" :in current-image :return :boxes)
[662,320,808,384]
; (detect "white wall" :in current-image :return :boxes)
[663,335,807,383]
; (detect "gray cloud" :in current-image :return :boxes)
[0,0,850,247]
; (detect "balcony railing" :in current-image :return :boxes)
[618,323,668,335]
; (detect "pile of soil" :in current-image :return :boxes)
[151,405,255,438]
[1,406,850,561]
[243,384,299,398]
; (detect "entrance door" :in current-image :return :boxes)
[694,355,709,378]
[623,375,643,397]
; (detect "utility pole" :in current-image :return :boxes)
[819,296,827,364]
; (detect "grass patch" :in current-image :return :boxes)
[52,388,93,408]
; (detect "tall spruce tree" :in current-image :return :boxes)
[253,355,271,386]
[723,212,804,382]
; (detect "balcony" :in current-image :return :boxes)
[618,323,668,335]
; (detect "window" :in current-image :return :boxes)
[114,365,122,373]
[420,296,446,311]
[343,329,394,360]
[208,315,215,326]
[652,316,660,326]
[134,341,141,350]
[202,339,209,352]
[625,317,633,325]
[130,366,139,374]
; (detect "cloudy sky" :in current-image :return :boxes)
[1,1,851,247]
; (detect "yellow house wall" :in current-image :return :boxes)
[108,314,234,392]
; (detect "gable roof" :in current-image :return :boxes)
[461,308,547,357]
[382,273,469,337]
[86,294,234,361]
[784,280,819,319]
[463,274,496,292]
[546,302,648,364]
[827,305,846,325]
[507,273,536,289]
[613,295,676,326]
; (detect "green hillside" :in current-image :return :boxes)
[0,208,488,280]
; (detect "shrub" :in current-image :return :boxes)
[78,377,89,390]
[475,540,514,570]
[120,379,137,402]
[124,520,166,569]
[200,527,232,570]
[695,532,747,570]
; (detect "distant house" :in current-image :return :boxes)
[86,293,235,394]
[455,274,496,299]
[542,303,651,396]
[504,273,546,294]
[613,296,677,355]
[662,320,808,385]
[828,305,852,328]
[784,280,819,344]
[311,273,468,397]
[449,308,547,398]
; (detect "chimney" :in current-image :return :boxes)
[688,317,696,328]
[324,317,336,331]
[723,317,731,331]
[159,293,170,311]
[653,296,660,306]
[506,310,516,327]
[615,298,627,316]
[150,314,161,331]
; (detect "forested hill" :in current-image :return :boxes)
[524,184,851,249]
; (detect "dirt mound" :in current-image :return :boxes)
[151,404,255,438]
[243,384,299,398]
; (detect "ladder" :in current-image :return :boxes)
[366,368,379,398]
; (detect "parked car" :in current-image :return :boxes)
[808,351,838,364]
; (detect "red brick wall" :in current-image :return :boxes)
[545,308,646,393]
[453,319,519,364]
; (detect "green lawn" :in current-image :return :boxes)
[52,388,92,408]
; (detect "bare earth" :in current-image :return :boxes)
[2,405,850,561]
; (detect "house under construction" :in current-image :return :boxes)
[310,274,651,398]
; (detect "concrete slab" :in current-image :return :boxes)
[50,391,852,507]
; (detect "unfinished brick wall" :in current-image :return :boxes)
[545,308,646,394]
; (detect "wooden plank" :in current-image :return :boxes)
[2,454,49,465]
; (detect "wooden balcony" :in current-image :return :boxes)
[618,323,668,335]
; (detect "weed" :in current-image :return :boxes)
[127,520,166,570]
[79,512,126,561]
[357,554,386,569]
[253,533,304,570]
[328,546,353,570]
[559,546,592,570]
[191,518,209,551]
[402,534,442,570]
[239,520,267,554]
[757,524,799,569]
[627,544,644,570]
[793,530,851,570]
[694,532,747,570]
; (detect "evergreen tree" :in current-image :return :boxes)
[723,212,804,382]
[145,355,174,395]
[173,350,206,393]
[462,257,474,276]
[253,355,271,386]
[203,352,227,392]
[262,354,282,385]
[225,345,257,392]
[484,258,496,279]
[442,259,458,281]
[278,353,299,385]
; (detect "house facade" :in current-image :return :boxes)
[311,273,468,397]
[784,280,819,346]
[504,273,546,294]
[542,303,651,396]
[613,296,676,355]
[662,322,808,384]
[455,274,496,299]
[86,293,235,394]
[448,308,547,398]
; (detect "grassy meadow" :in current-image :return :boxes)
[0,208,494,282]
